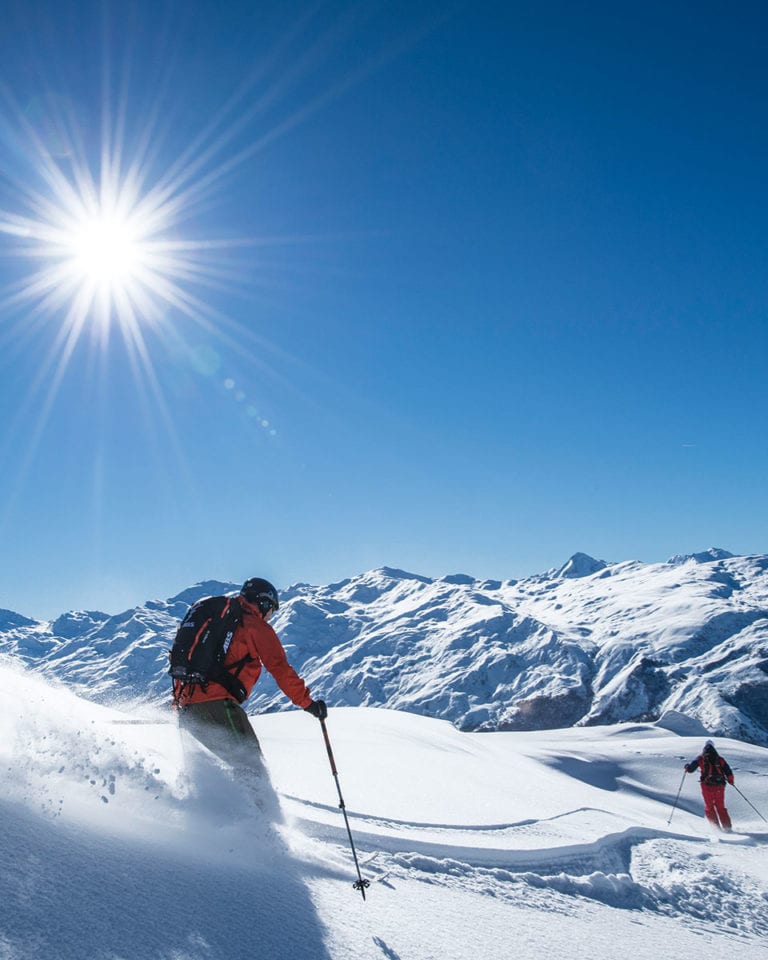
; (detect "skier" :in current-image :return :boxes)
[684,740,735,831]
[174,576,327,770]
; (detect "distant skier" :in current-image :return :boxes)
[172,577,327,770]
[684,740,734,831]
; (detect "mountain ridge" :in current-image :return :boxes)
[1,549,767,744]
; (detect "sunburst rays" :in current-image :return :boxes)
[0,5,435,537]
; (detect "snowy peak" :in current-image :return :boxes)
[667,547,735,565]
[166,580,239,607]
[0,608,38,630]
[555,552,608,579]
[51,610,110,639]
[1,552,767,745]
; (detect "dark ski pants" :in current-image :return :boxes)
[179,698,265,773]
[701,784,732,830]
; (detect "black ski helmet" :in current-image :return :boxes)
[240,577,280,617]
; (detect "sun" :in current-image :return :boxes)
[52,185,159,334]
[0,143,219,348]
[0,59,283,465]
[0,74,276,504]
[68,209,143,287]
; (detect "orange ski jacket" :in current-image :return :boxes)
[175,596,312,709]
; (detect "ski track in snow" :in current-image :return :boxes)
[289,801,768,940]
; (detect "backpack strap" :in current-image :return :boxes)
[211,601,252,702]
[205,666,249,704]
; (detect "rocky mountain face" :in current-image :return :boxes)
[2,552,767,744]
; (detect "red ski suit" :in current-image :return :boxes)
[700,784,731,830]
[174,596,312,709]
[685,751,734,830]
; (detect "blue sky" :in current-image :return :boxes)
[1,0,766,619]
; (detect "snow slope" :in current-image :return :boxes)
[2,659,767,960]
[2,551,767,743]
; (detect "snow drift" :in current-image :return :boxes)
[1,659,767,960]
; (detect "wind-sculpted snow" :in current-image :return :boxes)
[1,553,768,743]
[3,667,767,960]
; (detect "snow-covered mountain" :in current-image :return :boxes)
[2,552,767,744]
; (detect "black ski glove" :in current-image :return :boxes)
[305,699,328,721]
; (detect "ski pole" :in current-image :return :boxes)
[319,717,370,900]
[667,771,687,825]
[732,783,768,823]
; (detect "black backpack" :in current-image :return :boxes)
[168,595,251,705]
[700,754,727,786]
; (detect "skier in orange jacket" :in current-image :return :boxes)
[175,577,326,767]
